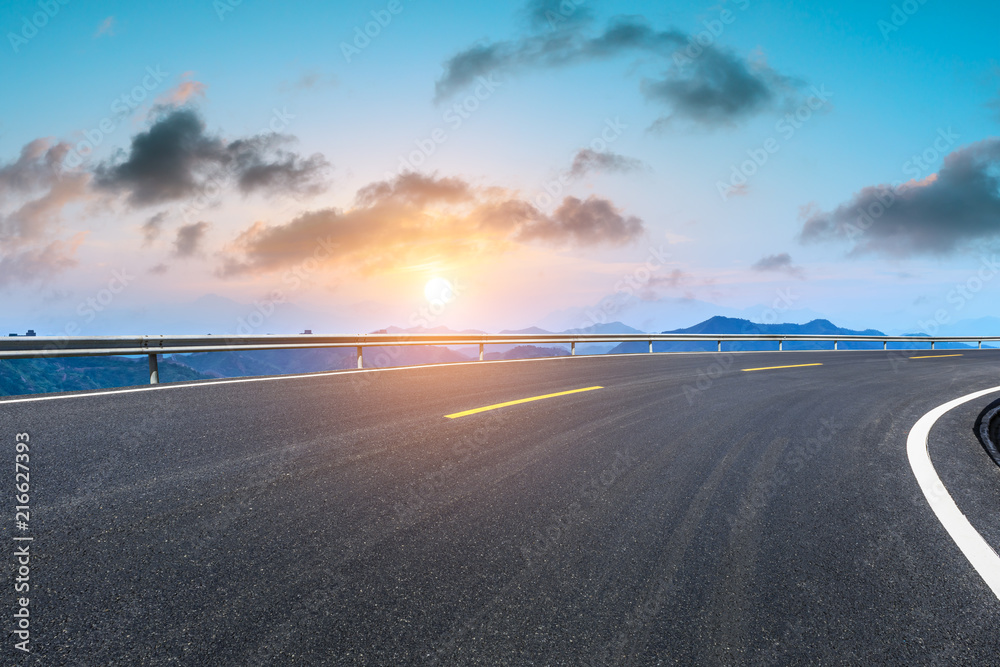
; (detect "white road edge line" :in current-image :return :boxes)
[907,386,1000,600]
[3,348,989,406]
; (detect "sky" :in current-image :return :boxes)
[2,0,1000,336]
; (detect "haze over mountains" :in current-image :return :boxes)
[1,315,995,396]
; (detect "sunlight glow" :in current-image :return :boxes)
[424,277,455,303]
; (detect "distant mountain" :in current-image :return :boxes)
[608,316,975,354]
[676,316,882,337]
[538,296,828,334]
[0,356,212,396]
[6,314,989,397]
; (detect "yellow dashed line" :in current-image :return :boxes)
[741,363,824,372]
[445,386,604,418]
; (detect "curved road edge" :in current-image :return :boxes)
[907,386,1000,600]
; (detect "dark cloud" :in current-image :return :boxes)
[220,173,644,276]
[799,138,1000,257]
[227,135,329,196]
[644,48,800,128]
[174,221,210,257]
[94,109,330,207]
[434,18,682,102]
[434,10,803,127]
[518,195,643,245]
[568,148,646,178]
[142,211,167,245]
[751,252,804,278]
[148,263,170,275]
[523,0,593,30]
[436,45,511,101]
[94,110,219,205]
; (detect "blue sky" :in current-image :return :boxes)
[2,0,1000,336]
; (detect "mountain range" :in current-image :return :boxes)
[0,316,992,396]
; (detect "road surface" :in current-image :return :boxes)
[2,349,999,664]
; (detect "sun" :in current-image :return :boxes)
[424,277,455,303]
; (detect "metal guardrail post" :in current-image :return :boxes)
[479,343,484,361]
[779,339,783,351]
[834,340,839,351]
[717,340,721,352]
[571,342,576,355]
[357,346,363,369]
[931,341,936,350]
[648,340,653,353]
[148,354,159,385]
[883,341,887,350]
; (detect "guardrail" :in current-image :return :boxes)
[1,332,996,384]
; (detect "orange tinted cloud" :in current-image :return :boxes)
[219,172,644,277]
[0,138,92,247]
[154,74,207,108]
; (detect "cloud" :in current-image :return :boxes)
[517,195,643,244]
[568,148,647,178]
[94,16,115,38]
[0,138,91,247]
[154,74,207,108]
[751,252,804,278]
[141,211,167,245]
[148,263,169,275]
[799,138,1000,257]
[93,109,330,206]
[644,49,801,128]
[174,221,210,257]
[220,172,644,276]
[522,0,593,30]
[434,9,803,127]
[434,18,681,102]
[0,138,70,199]
[227,135,330,196]
[0,236,85,287]
[652,268,689,287]
[278,71,338,92]
[638,268,689,300]
[0,139,92,285]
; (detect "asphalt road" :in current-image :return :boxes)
[2,349,1000,665]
